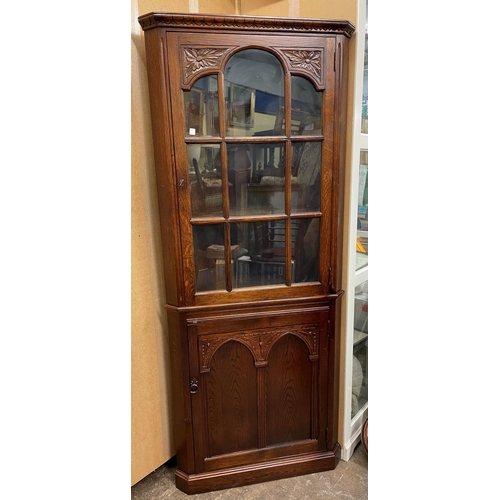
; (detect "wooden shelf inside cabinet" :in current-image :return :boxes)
[139,12,354,495]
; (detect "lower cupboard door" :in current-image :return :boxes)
[190,315,329,473]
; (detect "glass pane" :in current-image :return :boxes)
[293,217,320,283]
[230,218,322,286]
[291,76,322,136]
[227,141,322,216]
[224,49,284,137]
[361,2,368,134]
[233,220,288,288]
[184,75,219,137]
[352,280,368,418]
[188,144,222,218]
[356,150,368,270]
[292,142,322,213]
[229,143,286,216]
[193,224,226,292]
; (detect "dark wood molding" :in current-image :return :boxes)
[175,449,340,495]
[138,12,355,38]
[164,292,343,315]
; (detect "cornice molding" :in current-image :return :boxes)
[138,12,355,38]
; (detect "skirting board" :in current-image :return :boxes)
[176,445,341,495]
[341,430,361,461]
[341,405,368,461]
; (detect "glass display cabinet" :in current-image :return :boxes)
[341,0,368,460]
[138,12,354,494]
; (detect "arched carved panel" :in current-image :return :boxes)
[199,325,318,372]
[261,327,319,361]
[199,333,261,373]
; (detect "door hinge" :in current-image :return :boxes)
[334,52,336,72]
[325,427,328,445]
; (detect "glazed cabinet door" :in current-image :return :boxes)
[187,306,330,473]
[164,32,338,307]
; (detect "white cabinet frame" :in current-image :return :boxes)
[340,0,368,461]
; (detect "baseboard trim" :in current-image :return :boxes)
[175,444,341,495]
[341,405,368,461]
[341,432,361,461]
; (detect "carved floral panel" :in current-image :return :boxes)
[182,47,230,86]
[280,49,324,88]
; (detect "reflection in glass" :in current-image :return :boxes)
[228,83,255,129]
[293,217,320,283]
[292,142,321,213]
[291,76,322,136]
[356,150,368,270]
[225,141,322,217]
[233,220,288,287]
[193,224,226,292]
[224,49,284,137]
[189,144,222,218]
[184,75,219,137]
[352,280,368,417]
[361,1,368,134]
[187,49,328,291]
[228,143,285,216]
[230,217,321,287]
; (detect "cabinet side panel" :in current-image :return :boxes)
[143,28,182,306]
[167,309,196,473]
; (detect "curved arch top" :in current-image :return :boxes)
[199,326,319,372]
[181,44,325,91]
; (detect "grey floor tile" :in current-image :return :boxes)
[132,444,368,499]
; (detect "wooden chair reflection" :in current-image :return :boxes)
[192,158,223,212]
[253,107,309,180]
[249,219,319,283]
[274,106,308,169]
[273,106,308,136]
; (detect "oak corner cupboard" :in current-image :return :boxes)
[138,12,355,494]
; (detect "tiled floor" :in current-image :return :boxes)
[132,444,368,500]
